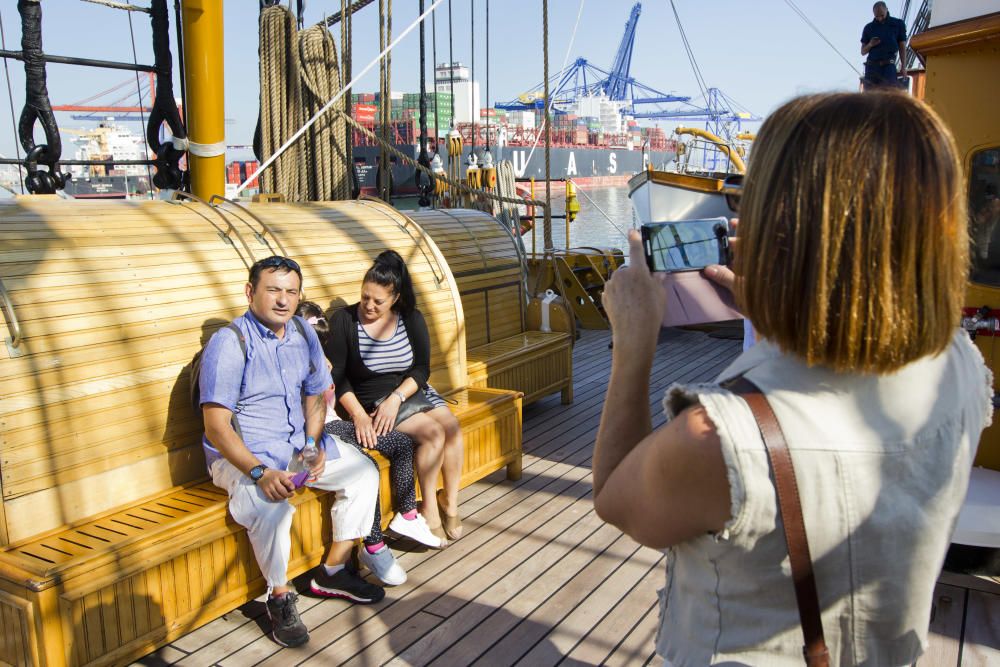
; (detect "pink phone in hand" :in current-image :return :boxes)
[291,470,310,488]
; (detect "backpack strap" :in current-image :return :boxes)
[289,315,317,374]
[223,322,247,440]
[723,376,830,667]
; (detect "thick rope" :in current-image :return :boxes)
[80,0,150,13]
[542,0,552,250]
[259,5,304,199]
[299,24,350,200]
[259,5,350,201]
[242,0,445,196]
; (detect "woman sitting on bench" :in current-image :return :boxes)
[326,251,465,544]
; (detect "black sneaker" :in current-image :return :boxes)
[309,564,386,603]
[265,591,309,648]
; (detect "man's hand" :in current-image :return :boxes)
[258,468,296,501]
[301,446,326,481]
[869,36,881,47]
[352,410,379,448]
[371,394,401,436]
[603,229,667,355]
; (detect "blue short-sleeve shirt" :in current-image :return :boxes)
[861,16,907,62]
[199,310,337,472]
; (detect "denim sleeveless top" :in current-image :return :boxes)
[655,330,992,666]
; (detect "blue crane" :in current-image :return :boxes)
[495,0,757,135]
[497,3,691,116]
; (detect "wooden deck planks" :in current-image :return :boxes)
[136,326,744,666]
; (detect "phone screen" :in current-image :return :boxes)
[641,218,730,272]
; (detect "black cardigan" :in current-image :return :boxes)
[326,304,432,411]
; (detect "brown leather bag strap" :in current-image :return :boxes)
[724,376,831,667]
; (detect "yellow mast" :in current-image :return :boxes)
[675,126,747,174]
[181,0,225,198]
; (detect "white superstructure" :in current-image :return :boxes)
[435,62,480,125]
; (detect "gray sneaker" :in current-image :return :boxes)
[265,591,309,647]
[358,545,407,586]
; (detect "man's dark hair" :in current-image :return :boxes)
[248,255,303,288]
[873,1,888,11]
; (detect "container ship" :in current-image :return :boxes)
[55,64,676,199]
[230,76,677,196]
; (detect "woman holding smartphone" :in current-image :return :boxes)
[594,92,991,665]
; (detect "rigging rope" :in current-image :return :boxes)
[568,179,627,239]
[485,0,489,152]
[667,0,708,104]
[337,107,548,212]
[0,10,25,193]
[80,0,150,13]
[469,0,475,158]
[341,0,354,192]
[125,4,154,197]
[447,0,454,118]
[542,0,552,250]
[782,0,862,76]
[239,0,445,195]
[521,0,584,176]
[321,0,375,27]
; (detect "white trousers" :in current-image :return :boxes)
[209,439,379,588]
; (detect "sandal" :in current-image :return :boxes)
[437,489,463,540]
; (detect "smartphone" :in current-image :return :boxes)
[641,218,731,272]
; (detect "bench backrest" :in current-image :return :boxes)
[408,209,526,349]
[0,196,465,545]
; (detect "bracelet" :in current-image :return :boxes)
[392,390,407,403]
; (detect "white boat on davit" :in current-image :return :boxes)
[628,126,749,223]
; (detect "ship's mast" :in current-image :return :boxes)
[181,0,225,198]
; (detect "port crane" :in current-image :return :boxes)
[497,2,757,137]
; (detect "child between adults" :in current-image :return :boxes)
[297,302,444,568]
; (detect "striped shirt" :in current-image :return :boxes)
[358,316,414,374]
[357,315,446,408]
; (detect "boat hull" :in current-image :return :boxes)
[627,169,736,223]
[353,144,676,194]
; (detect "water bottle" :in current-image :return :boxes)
[302,436,320,468]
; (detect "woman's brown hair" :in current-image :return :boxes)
[735,91,967,373]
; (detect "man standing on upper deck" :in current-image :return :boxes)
[861,1,908,88]
[199,255,387,648]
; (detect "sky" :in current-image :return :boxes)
[0,0,902,163]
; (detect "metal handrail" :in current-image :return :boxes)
[0,276,23,355]
[208,194,289,257]
[356,196,447,286]
[169,190,258,264]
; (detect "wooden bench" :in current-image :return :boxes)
[0,196,522,666]
[409,209,574,405]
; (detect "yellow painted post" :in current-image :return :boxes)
[182,0,225,199]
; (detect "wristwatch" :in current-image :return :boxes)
[392,390,407,403]
[249,464,267,484]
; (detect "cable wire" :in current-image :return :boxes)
[80,0,150,13]
[782,0,862,76]
[0,8,24,193]
[126,7,154,198]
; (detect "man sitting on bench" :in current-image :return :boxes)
[199,255,386,648]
